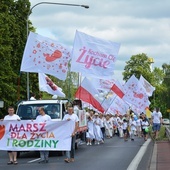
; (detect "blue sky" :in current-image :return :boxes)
[29,0,170,82]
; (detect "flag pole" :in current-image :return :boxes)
[26,2,89,100]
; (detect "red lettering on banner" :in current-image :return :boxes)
[76,48,110,69]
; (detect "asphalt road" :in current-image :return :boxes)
[0,136,152,170]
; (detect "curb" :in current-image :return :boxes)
[127,138,151,170]
[149,142,157,170]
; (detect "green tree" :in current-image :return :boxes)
[122,54,170,117]
[0,0,30,116]
[122,53,153,82]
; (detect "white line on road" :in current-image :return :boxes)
[127,138,151,170]
[27,158,41,163]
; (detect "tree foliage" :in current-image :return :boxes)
[123,53,153,82]
[123,53,170,117]
[0,0,30,116]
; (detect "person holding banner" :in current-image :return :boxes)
[36,107,51,163]
[3,106,20,165]
[63,106,79,163]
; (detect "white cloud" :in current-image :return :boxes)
[29,0,170,81]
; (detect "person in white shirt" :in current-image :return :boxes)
[86,116,95,145]
[141,116,150,141]
[123,119,128,141]
[99,114,106,142]
[129,116,137,141]
[3,106,20,165]
[136,116,142,137]
[30,93,36,100]
[63,106,79,163]
[105,114,113,138]
[117,116,123,138]
[49,106,59,119]
[93,112,103,144]
[36,107,51,163]
[151,107,162,140]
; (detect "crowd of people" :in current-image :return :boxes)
[85,107,162,145]
[1,104,162,165]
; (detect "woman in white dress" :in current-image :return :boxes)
[93,112,103,144]
[86,116,95,145]
[105,114,113,138]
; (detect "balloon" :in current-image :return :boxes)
[145,127,149,133]
[134,117,138,121]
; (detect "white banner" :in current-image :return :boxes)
[20,32,71,80]
[0,120,74,151]
[71,30,120,79]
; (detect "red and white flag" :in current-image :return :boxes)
[38,73,65,97]
[139,75,155,96]
[75,77,105,113]
[20,32,71,80]
[71,30,120,79]
[111,81,125,99]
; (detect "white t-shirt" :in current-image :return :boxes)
[136,119,142,126]
[152,111,162,123]
[36,114,51,122]
[123,122,128,130]
[4,114,20,120]
[130,120,137,131]
[30,97,36,100]
[63,113,79,123]
[141,120,149,129]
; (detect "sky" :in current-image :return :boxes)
[29,0,170,82]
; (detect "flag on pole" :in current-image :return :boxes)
[123,75,150,112]
[111,82,125,99]
[139,75,155,96]
[75,77,105,113]
[38,73,65,97]
[71,30,120,79]
[20,32,71,80]
[91,78,115,91]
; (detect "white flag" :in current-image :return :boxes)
[123,75,150,112]
[107,97,129,115]
[91,78,115,91]
[71,30,120,79]
[38,73,65,97]
[20,32,71,80]
[139,75,155,96]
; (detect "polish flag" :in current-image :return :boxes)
[75,77,105,113]
[111,82,125,98]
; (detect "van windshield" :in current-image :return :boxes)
[17,103,61,120]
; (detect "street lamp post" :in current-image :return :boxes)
[26,2,89,100]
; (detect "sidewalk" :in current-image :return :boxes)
[150,141,170,170]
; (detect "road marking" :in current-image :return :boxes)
[127,138,151,170]
[27,158,41,163]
